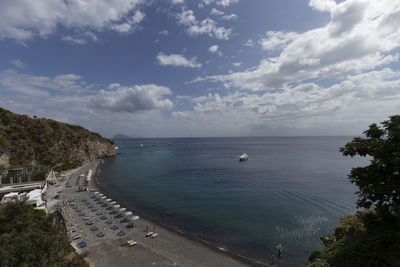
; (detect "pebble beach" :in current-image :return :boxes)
[47,160,263,267]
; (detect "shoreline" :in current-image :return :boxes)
[92,159,268,266]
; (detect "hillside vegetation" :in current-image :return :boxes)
[307,115,400,267]
[0,202,88,266]
[0,107,115,175]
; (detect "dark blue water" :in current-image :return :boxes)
[98,137,368,266]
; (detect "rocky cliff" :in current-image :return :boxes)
[0,107,115,175]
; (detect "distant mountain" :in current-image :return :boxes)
[113,133,132,139]
[113,133,142,139]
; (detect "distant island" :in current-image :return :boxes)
[113,133,142,139]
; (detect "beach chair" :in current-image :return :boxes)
[151,233,159,238]
[145,231,154,237]
[127,240,138,247]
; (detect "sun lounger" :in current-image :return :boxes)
[145,231,154,237]
[151,233,159,238]
[127,240,137,247]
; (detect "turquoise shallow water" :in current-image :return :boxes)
[98,136,368,266]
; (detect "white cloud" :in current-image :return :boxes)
[222,14,238,20]
[159,30,169,36]
[173,68,400,136]
[198,0,239,9]
[260,31,298,51]
[233,62,242,67]
[177,9,197,26]
[131,10,145,24]
[61,36,88,45]
[112,10,145,33]
[171,0,185,4]
[83,31,98,42]
[208,45,219,53]
[156,53,202,68]
[177,9,232,40]
[89,84,173,113]
[0,69,175,138]
[209,8,237,20]
[199,0,400,91]
[217,0,240,7]
[171,0,400,136]
[0,84,176,138]
[309,0,337,12]
[208,45,222,56]
[112,23,132,33]
[10,59,28,69]
[244,39,254,47]
[210,8,224,16]
[0,69,89,97]
[0,0,145,42]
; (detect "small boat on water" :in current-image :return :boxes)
[140,144,144,147]
[239,153,248,161]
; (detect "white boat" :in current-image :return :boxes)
[140,144,144,147]
[239,153,248,161]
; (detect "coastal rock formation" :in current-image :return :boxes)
[0,107,115,174]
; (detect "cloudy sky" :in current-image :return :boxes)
[0,0,399,137]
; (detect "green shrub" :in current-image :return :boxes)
[0,202,89,267]
[0,136,6,147]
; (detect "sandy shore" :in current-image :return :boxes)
[51,160,269,267]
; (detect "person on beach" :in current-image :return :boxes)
[277,243,283,258]
[153,225,156,231]
[146,226,149,232]
[271,254,276,264]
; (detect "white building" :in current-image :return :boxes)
[26,189,44,207]
[0,192,19,204]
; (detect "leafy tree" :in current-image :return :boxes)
[307,116,400,266]
[339,115,400,215]
[0,202,88,267]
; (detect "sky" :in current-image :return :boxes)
[0,0,399,138]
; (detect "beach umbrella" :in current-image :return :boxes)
[113,205,120,209]
[130,216,139,221]
[119,208,126,212]
[124,211,132,216]
[106,198,112,202]
[110,201,116,205]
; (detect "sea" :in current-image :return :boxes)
[97,136,368,266]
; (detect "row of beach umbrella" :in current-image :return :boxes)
[91,191,139,221]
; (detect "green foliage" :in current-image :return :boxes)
[0,135,6,147]
[307,211,400,267]
[0,202,88,267]
[31,171,48,181]
[54,161,81,172]
[0,106,114,171]
[339,115,400,214]
[308,115,400,267]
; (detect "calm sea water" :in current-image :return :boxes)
[98,137,368,266]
